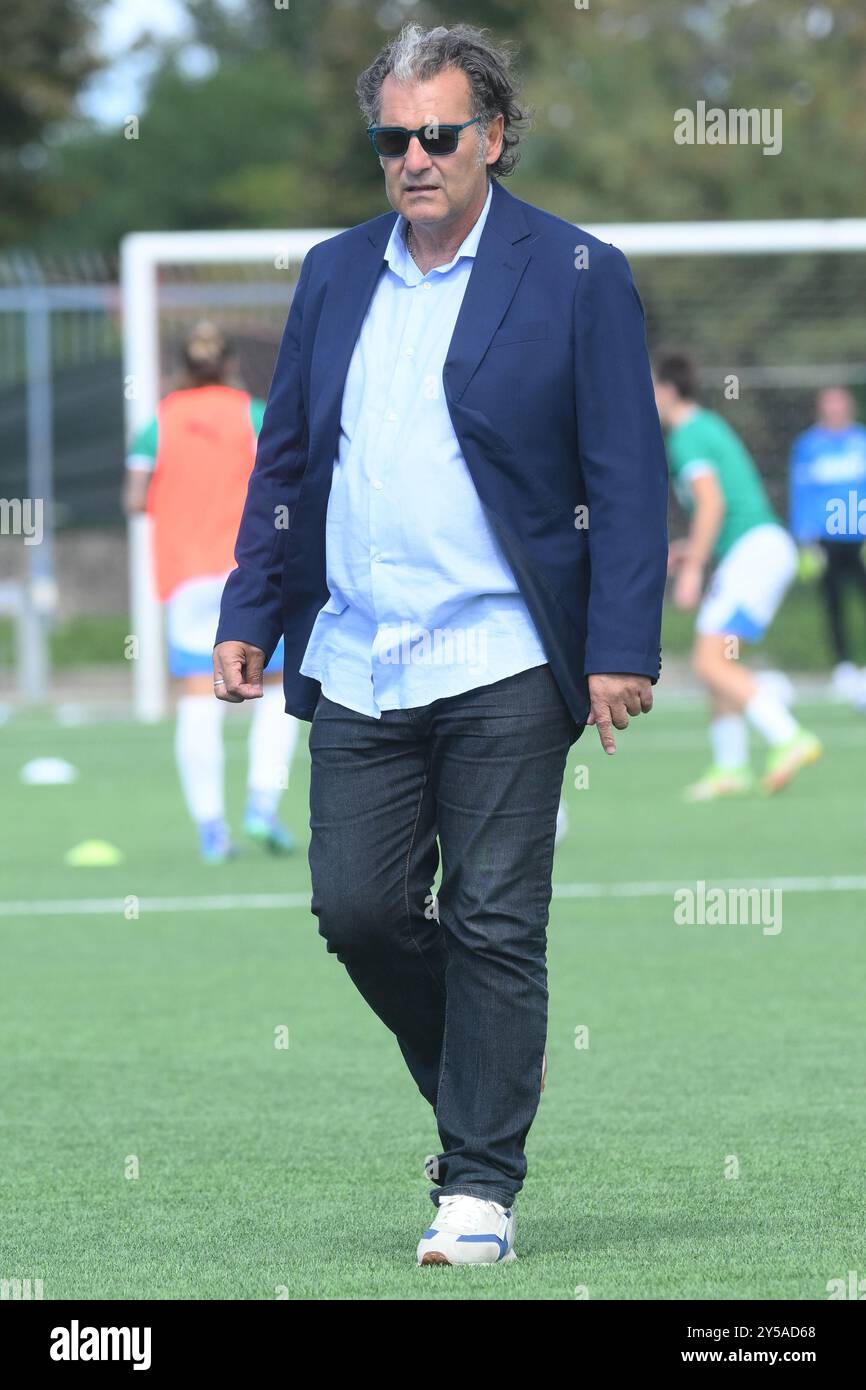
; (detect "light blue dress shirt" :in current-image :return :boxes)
[299,179,549,718]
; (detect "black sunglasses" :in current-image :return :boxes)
[367,117,482,158]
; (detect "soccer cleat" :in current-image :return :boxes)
[761,729,823,794]
[243,810,297,855]
[417,1195,516,1266]
[198,818,236,865]
[683,765,753,802]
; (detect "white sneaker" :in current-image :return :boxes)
[417,1195,516,1266]
[555,798,569,846]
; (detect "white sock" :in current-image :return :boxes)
[710,715,749,769]
[247,686,300,819]
[744,690,798,747]
[175,695,226,824]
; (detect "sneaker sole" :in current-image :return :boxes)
[419,1248,517,1267]
[682,782,753,802]
[244,829,297,855]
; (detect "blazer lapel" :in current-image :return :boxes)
[443,180,536,405]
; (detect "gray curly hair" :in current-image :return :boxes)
[356,22,529,178]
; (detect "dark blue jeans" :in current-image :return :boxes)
[308,663,582,1209]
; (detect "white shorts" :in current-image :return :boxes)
[696,523,797,642]
[166,575,283,677]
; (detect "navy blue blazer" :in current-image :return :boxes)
[215,177,668,724]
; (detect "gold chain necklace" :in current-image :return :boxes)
[406,221,421,268]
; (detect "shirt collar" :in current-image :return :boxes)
[384,179,494,285]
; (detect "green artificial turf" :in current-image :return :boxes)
[0,698,863,1300]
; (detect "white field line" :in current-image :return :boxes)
[2,876,866,920]
[3,727,865,758]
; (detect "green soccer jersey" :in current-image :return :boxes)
[667,407,778,559]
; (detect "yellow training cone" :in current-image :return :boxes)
[64,840,124,867]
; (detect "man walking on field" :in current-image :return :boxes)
[214,24,668,1264]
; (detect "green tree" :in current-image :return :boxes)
[0,0,106,244]
[14,0,866,250]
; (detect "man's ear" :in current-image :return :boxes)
[487,113,505,164]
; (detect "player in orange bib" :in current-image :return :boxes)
[124,321,299,862]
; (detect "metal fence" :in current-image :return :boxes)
[0,251,123,699]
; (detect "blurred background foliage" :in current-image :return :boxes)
[2,0,865,252]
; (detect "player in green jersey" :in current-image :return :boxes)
[654,353,822,798]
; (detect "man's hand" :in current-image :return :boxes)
[213,641,266,703]
[587,672,653,755]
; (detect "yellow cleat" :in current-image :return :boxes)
[761,730,823,794]
[683,766,754,802]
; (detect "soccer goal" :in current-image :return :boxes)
[121,216,866,721]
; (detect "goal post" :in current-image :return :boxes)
[120,228,334,722]
[120,217,866,722]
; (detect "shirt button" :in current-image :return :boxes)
[372,479,383,490]
[404,347,415,358]
[372,553,383,563]
[421,282,432,291]
[385,410,398,423]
